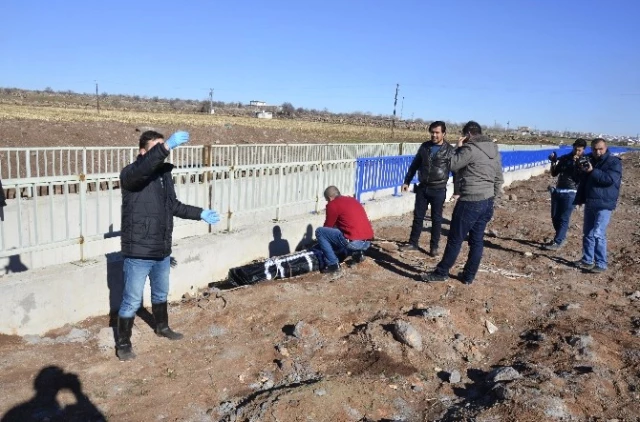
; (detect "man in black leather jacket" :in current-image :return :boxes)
[543,138,586,251]
[115,130,221,361]
[400,121,455,257]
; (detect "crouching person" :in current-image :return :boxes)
[117,130,221,361]
[315,186,374,275]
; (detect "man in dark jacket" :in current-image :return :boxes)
[421,121,503,285]
[574,138,622,273]
[116,130,221,361]
[0,178,5,221]
[543,138,587,250]
[399,121,455,257]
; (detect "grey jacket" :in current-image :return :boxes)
[451,135,504,201]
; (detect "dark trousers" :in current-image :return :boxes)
[408,186,446,250]
[550,191,576,245]
[435,198,494,283]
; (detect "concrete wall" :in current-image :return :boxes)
[0,164,547,335]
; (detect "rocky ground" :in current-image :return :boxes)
[1,153,639,421]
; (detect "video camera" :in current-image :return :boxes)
[577,156,591,171]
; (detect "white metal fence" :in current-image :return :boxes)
[0,160,356,261]
[0,143,406,180]
[0,142,555,181]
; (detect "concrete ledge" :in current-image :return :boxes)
[0,165,548,335]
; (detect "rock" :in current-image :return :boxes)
[508,194,518,201]
[567,334,593,349]
[448,369,461,384]
[454,333,465,340]
[208,325,227,337]
[422,306,450,319]
[411,384,424,392]
[293,321,319,339]
[492,383,515,400]
[487,229,499,238]
[523,251,534,258]
[392,320,423,351]
[344,405,363,421]
[97,327,115,353]
[314,388,327,396]
[560,303,581,310]
[490,366,523,382]
[485,320,499,334]
[626,291,640,301]
[275,344,290,357]
[23,335,55,345]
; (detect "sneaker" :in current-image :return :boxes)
[420,272,448,283]
[543,242,564,251]
[321,264,340,274]
[398,243,421,253]
[351,250,365,264]
[574,260,594,270]
[457,271,473,285]
[429,247,439,257]
[590,266,606,273]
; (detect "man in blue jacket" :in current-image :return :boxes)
[574,138,622,273]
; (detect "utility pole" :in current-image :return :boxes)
[95,81,100,113]
[209,88,214,114]
[506,120,510,131]
[391,83,399,138]
[400,96,405,120]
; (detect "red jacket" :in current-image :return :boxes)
[324,196,374,241]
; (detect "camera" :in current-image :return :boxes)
[548,151,557,163]
[577,156,591,171]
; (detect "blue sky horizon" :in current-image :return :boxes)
[1,0,638,136]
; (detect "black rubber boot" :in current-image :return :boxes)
[152,302,183,340]
[116,317,136,361]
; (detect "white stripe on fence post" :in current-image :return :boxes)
[227,168,235,232]
[276,166,284,221]
[79,148,88,261]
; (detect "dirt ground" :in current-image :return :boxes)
[0,117,338,148]
[1,153,639,422]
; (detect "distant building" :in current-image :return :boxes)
[256,111,273,119]
[249,100,267,107]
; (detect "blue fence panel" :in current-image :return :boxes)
[354,146,632,201]
[355,155,417,201]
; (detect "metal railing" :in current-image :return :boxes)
[0,160,356,260]
[353,147,636,201]
[1,142,565,180]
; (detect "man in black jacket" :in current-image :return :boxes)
[543,138,587,251]
[116,130,221,361]
[399,121,455,257]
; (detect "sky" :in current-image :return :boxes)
[1,0,639,136]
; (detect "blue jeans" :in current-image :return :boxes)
[582,206,612,269]
[315,227,371,266]
[434,198,494,282]
[119,257,171,318]
[550,191,576,244]
[409,186,446,250]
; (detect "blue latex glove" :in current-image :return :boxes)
[201,209,220,225]
[165,131,190,150]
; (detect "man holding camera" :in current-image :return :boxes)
[543,138,587,251]
[421,121,503,285]
[574,138,622,273]
[399,121,455,257]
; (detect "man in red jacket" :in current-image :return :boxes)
[315,186,374,274]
